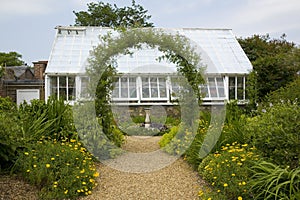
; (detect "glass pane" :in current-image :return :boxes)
[50,77,58,97]
[208,78,217,98]
[171,77,180,97]
[59,77,67,100]
[229,77,236,100]
[112,77,119,98]
[200,85,209,98]
[59,76,66,87]
[129,77,137,98]
[150,77,158,98]
[142,77,149,98]
[237,77,244,100]
[216,77,225,97]
[159,78,167,98]
[121,77,128,98]
[68,76,76,100]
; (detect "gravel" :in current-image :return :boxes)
[0,136,205,200]
[81,136,205,200]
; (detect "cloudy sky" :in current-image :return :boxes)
[1,0,300,65]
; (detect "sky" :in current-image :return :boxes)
[0,0,300,65]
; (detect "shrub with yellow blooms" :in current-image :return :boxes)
[198,142,259,199]
[13,138,99,199]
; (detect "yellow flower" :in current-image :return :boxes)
[51,157,55,160]
[198,190,204,197]
[224,183,228,187]
[93,172,99,177]
[64,190,68,194]
[238,196,243,200]
[26,169,30,173]
[217,190,220,193]
[232,173,236,176]
[33,164,37,168]
[208,198,212,200]
[70,139,76,143]
[24,152,29,155]
[88,191,92,195]
[77,189,81,193]
[53,185,57,188]
[46,164,50,168]
[82,182,86,185]
[242,181,246,185]
[242,144,248,147]
[80,169,85,173]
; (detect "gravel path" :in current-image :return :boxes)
[81,136,205,200]
[0,136,205,200]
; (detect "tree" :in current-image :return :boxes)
[0,51,25,67]
[238,34,300,102]
[73,0,153,28]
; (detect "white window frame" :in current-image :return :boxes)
[140,76,168,100]
[112,76,139,101]
[49,75,76,101]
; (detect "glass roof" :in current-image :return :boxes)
[46,27,252,75]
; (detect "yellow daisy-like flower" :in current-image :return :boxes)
[232,173,236,176]
[26,169,30,173]
[64,190,68,194]
[93,172,99,177]
[51,157,55,160]
[33,164,37,168]
[24,152,29,155]
[224,183,228,187]
[70,139,76,143]
[238,196,243,200]
[208,198,212,200]
[198,190,204,197]
[46,164,51,168]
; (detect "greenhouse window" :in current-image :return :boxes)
[112,77,137,99]
[141,77,167,99]
[200,77,226,99]
[49,76,76,101]
[228,76,246,100]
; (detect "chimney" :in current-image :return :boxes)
[33,61,47,80]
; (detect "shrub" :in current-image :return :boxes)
[13,139,99,199]
[249,161,300,200]
[198,142,260,199]
[245,103,300,169]
[0,97,22,170]
[159,125,180,147]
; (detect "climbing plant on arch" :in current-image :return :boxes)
[86,28,205,141]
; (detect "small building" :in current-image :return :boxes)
[45,26,252,106]
[0,61,47,104]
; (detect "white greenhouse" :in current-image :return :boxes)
[45,26,252,106]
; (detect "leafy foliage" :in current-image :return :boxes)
[238,34,300,102]
[245,103,300,169]
[13,140,99,199]
[0,51,25,66]
[249,161,300,200]
[198,143,259,200]
[73,0,153,28]
[264,77,300,105]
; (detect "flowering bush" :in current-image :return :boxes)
[246,103,300,169]
[198,142,259,199]
[13,138,99,199]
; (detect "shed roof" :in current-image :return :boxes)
[46,26,252,75]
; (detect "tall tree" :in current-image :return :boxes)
[0,51,25,67]
[238,34,300,102]
[73,0,153,28]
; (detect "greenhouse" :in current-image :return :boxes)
[45,26,252,105]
